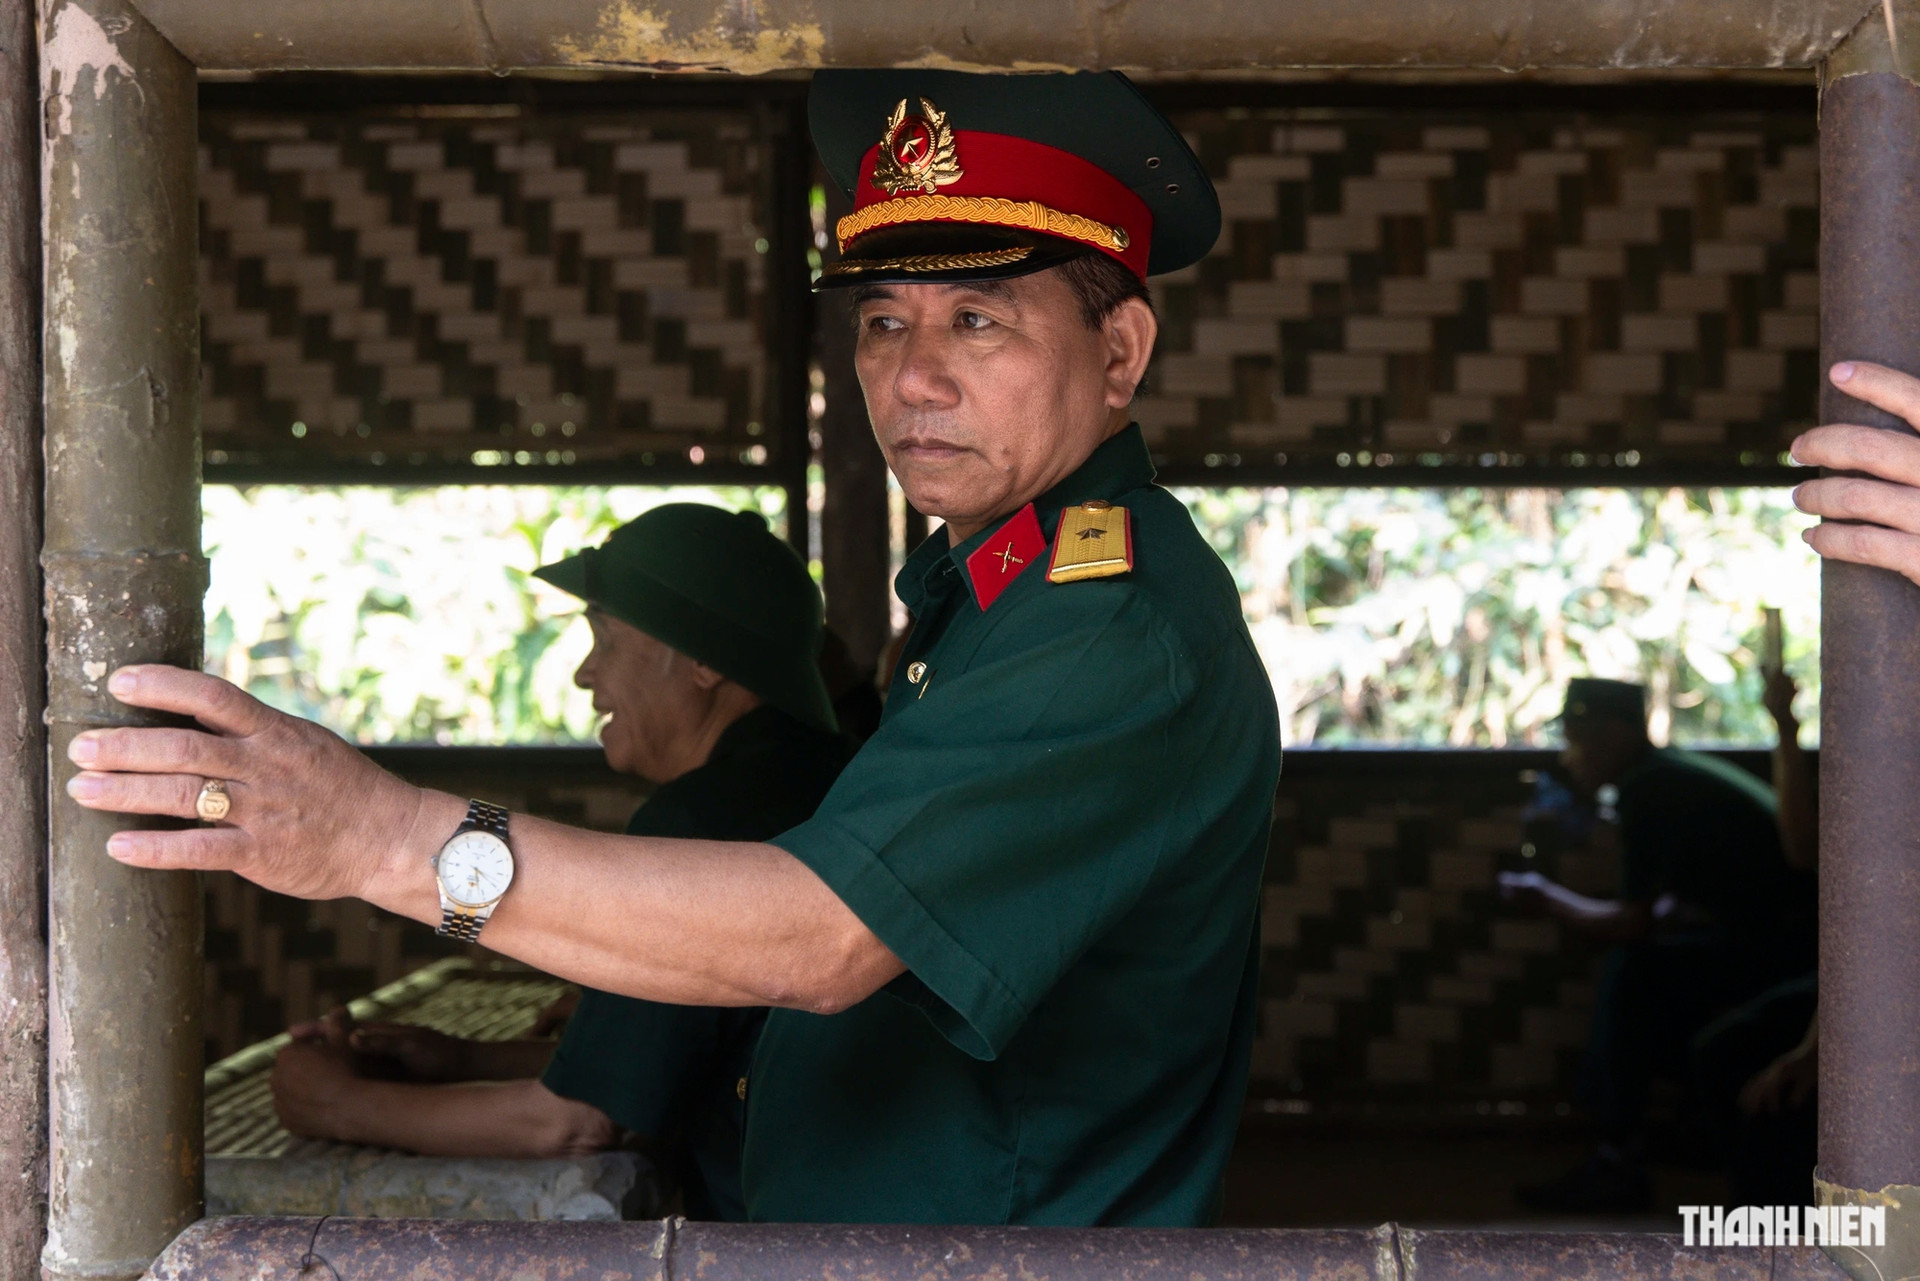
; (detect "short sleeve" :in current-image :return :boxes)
[769,589,1203,1061]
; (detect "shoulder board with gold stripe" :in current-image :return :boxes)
[1048,500,1133,583]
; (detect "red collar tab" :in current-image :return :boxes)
[844,125,1153,279]
[964,504,1046,611]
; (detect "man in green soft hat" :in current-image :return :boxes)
[76,71,1282,1226]
[267,504,851,1221]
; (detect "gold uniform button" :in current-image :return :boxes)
[1081,499,1111,513]
[906,661,928,685]
[736,1077,748,1101]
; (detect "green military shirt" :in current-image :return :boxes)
[745,425,1281,1225]
[541,706,852,1220]
[1615,747,1815,978]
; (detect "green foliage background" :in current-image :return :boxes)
[203,485,786,744]
[204,484,1818,748]
[1176,486,1819,748]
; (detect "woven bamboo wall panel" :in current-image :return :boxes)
[199,111,784,472]
[1138,112,1819,471]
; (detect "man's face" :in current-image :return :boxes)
[852,269,1156,540]
[572,610,719,784]
[1559,718,1643,795]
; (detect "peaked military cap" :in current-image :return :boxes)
[1559,677,1648,728]
[810,69,1219,287]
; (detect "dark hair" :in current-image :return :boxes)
[1057,252,1153,330]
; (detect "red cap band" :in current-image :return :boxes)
[842,131,1152,279]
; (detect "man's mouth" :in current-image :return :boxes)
[890,432,969,458]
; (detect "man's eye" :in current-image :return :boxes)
[865,315,904,333]
[957,311,994,330]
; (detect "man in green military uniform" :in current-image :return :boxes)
[267,504,852,1221]
[1499,677,1814,1211]
[68,71,1282,1225]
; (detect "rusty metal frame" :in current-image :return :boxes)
[40,2,205,1279]
[149,1215,1854,1280]
[123,0,1885,75]
[0,0,48,1276]
[7,0,1913,1279]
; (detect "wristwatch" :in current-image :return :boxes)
[432,800,515,941]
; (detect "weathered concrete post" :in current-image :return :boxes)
[1816,11,1920,1280]
[38,1,204,1278]
[0,0,47,1275]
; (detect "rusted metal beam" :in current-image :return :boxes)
[0,0,46,1275]
[145,1216,1851,1281]
[39,2,203,1279]
[1815,9,1920,1281]
[127,0,1871,74]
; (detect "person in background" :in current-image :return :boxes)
[1498,677,1815,1212]
[270,504,854,1221]
[1690,652,1819,1204]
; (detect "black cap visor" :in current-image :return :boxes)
[816,223,1092,290]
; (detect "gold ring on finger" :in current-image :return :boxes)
[195,778,231,823]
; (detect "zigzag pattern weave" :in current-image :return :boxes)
[1136,109,1820,473]
[837,194,1130,256]
[199,110,781,474]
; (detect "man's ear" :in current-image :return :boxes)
[1102,295,1158,410]
[687,661,728,692]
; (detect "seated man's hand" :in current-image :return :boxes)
[1791,361,1920,586]
[1496,869,1552,914]
[1761,665,1798,732]
[1739,1039,1818,1115]
[62,666,432,908]
[529,989,581,1039]
[271,1015,361,1142]
[348,1021,472,1082]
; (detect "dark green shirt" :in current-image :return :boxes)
[1616,747,1815,976]
[746,426,1281,1225]
[541,706,853,1221]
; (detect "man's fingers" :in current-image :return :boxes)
[1832,360,1920,431]
[66,770,245,822]
[1793,474,1920,536]
[1790,423,1920,489]
[104,666,277,737]
[68,721,252,781]
[104,825,249,872]
[1802,521,1920,586]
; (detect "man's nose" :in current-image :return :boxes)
[893,330,962,409]
[573,658,594,690]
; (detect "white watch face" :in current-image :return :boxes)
[438,830,513,908]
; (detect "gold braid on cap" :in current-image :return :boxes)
[836,195,1131,258]
[821,247,1032,279]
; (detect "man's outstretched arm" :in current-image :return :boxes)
[66,666,904,1012]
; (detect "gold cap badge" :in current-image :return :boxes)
[872,98,964,197]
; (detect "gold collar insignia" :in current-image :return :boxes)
[872,97,964,197]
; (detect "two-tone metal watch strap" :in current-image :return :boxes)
[464,799,510,840]
[438,906,488,942]
[436,799,512,941]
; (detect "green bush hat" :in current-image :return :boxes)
[533,504,837,734]
[1558,677,1648,729]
